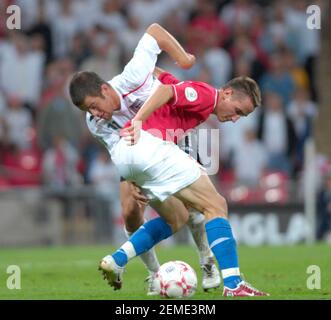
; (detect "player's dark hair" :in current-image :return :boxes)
[223,76,262,108]
[69,71,109,110]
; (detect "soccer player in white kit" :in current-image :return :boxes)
[70,23,220,294]
[70,24,268,296]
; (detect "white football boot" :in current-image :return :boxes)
[145,274,159,296]
[98,255,125,290]
[201,257,221,291]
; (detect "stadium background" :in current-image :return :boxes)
[0,0,330,300]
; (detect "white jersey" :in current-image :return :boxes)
[85,33,203,201]
[86,33,162,153]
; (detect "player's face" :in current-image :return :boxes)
[84,84,120,120]
[216,88,254,123]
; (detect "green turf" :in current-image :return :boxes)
[0,244,330,300]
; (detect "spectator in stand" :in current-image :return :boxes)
[287,87,317,172]
[128,0,175,32]
[37,58,83,151]
[80,28,121,81]
[220,0,260,33]
[233,57,252,78]
[233,127,267,187]
[0,31,44,117]
[51,0,80,59]
[42,134,83,240]
[181,27,231,87]
[283,48,310,91]
[5,95,33,151]
[259,1,296,55]
[72,0,103,32]
[161,3,192,42]
[42,135,82,188]
[202,23,232,87]
[26,0,53,65]
[119,16,144,64]
[317,169,331,244]
[257,91,297,176]
[259,52,295,106]
[230,33,268,81]
[89,149,121,238]
[285,0,321,102]
[69,32,91,69]
[186,0,229,55]
[89,149,120,197]
[97,0,127,35]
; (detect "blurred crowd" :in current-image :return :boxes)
[0,0,329,216]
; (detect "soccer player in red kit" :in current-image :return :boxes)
[119,70,268,297]
[122,69,258,146]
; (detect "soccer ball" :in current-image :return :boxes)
[153,260,197,298]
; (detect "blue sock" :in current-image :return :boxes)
[112,217,173,267]
[205,217,242,289]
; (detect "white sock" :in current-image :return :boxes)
[187,209,214,265]
[124,224,160,274]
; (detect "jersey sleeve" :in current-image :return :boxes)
[158,71,180,85]
[120,33,161,90]
[168,81,218,114]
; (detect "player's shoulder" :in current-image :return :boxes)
[189,80,216,91]
[175,80,216,102]
[175,80,216,91]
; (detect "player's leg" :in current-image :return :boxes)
[175,172,268,296]
[178,132,220,290]
[99,195,189,290]
[187,209,221,291]
[109,132,266,295]
[120,180,160,294]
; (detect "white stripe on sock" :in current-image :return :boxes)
[124,221,159,273]
[121,241,136,260]
[210,237,230,249]
[222,267,241,279]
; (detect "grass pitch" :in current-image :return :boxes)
[0,244,330,300]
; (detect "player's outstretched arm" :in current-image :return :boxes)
[135,84,173,122]
[147,23,195,69]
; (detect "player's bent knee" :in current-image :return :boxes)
[161,213,188,234]
[121,199,144,232]
[204,194,228,220]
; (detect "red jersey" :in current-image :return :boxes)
[142,72,218,143]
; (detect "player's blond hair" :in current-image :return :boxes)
[223,76,262,108]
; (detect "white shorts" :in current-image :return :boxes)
[110,130,202,201]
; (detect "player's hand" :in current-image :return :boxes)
[120,119,142,145]
[176,53,196,69]
[130,183,149,208]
